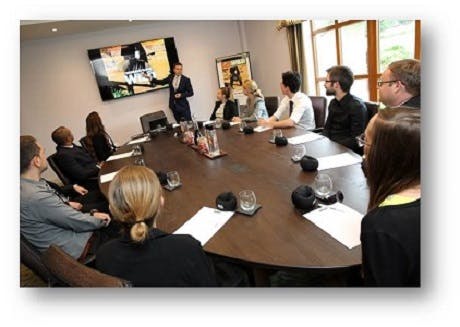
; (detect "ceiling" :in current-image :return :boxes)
[20,20,157,42]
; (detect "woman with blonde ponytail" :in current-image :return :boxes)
[95,165,217,286]
[232,79,268,123]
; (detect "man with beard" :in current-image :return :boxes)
[322,65,367,154]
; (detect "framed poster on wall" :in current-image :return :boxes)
[215,52,252,106]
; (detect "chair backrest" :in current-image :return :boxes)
[364,101,380,126]
[20,234,59,285]
[265,96,279,117]
[309,96,327,129]
[47,153,71,185]
[140,110,168,133]
[41,244,131,287]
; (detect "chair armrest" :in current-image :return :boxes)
[312,127,324,133]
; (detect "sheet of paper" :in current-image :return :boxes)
[288,132,324,145]
[99,171,119,184]
[173,207,234,246]
[303,203,364,249]
[106,150,134,161]
[127,136,150,145]
[230,121,240,126]
[172,123,180,129]
[202,120,215,126]
[253,125,273,133]
[317,152,362,171]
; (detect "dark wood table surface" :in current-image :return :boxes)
[99,126,369,270]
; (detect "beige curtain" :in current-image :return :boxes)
[277,20,308,93]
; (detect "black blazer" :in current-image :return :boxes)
[91,133,115,162]
[153,74,194,114]
[96,229,217,287]
[54,144,99,185]
[210,100,238,121]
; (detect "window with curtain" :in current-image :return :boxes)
[303,20,421,101]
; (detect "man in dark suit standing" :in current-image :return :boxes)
[146,62,194,122]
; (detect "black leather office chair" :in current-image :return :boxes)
[364,101,380,127]
[20,234,61,286]
[140,110,168,133]
[47,153,71,185]
[310,96,327,132]
[265,96,279,117]
[41,244,131,287]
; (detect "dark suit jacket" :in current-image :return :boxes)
[153,74,194,117]
[210,100,238,121]
[54,144,99,185]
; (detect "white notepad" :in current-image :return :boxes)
[127,136,150,145]
[317,152,362,171]
[99,171,119,184]
[106,150,134,161]
[173,207,234,246]
[253,125,273,133]
[303,203,364,249]
[288,132,324,145]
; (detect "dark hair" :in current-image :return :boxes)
[388,59,420,96]
[86,111,106,137]
[326,65,354,93]
[219,86,232,99]
[51,126,71,146]
[281,71,302,93]
[366,107,420,211]
[20,135,39,174]
[173,62,183,68]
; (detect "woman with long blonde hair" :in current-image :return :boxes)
[95,165,217,286]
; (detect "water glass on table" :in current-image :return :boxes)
[291,144,306,162]
[314,173,333,198]
[239,190,256,212]
[167,171,181,188]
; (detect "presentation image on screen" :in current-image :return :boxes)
[88,37,179,101]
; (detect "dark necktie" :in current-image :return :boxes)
[289,100,294,116]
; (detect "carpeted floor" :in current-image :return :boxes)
[20,263,47,287]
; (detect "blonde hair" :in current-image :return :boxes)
[243,80,264,98]
[108,165,162,243]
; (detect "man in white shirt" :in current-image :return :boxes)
[258,71,315,130]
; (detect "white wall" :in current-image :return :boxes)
[242,20,291,97]
[20,20,289,181]
[21,20,243,180]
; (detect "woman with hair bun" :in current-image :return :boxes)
[95,165,217,286]
[232,79,268,123]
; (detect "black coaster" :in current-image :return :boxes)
[236,204,262,216]
[163,183,182,191]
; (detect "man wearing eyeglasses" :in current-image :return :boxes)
[322,65,367,154]
[378,59,420,109]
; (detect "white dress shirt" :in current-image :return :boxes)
[273,92,315,130]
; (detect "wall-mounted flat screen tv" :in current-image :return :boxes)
[88,37,179,101]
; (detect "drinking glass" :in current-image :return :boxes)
[215,118,222,129]
[239,190,256,211]
[270,129,283,142]
[314,173,333,198]
[134,157,145,166]
[291,144,306,162]
[239,119,246,132]
[167,171,181,188]
[132,145,142,156]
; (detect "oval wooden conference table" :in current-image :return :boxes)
[99,125,369,274]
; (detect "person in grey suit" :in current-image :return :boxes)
[145,62,194,122]
[20,135,112,260]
